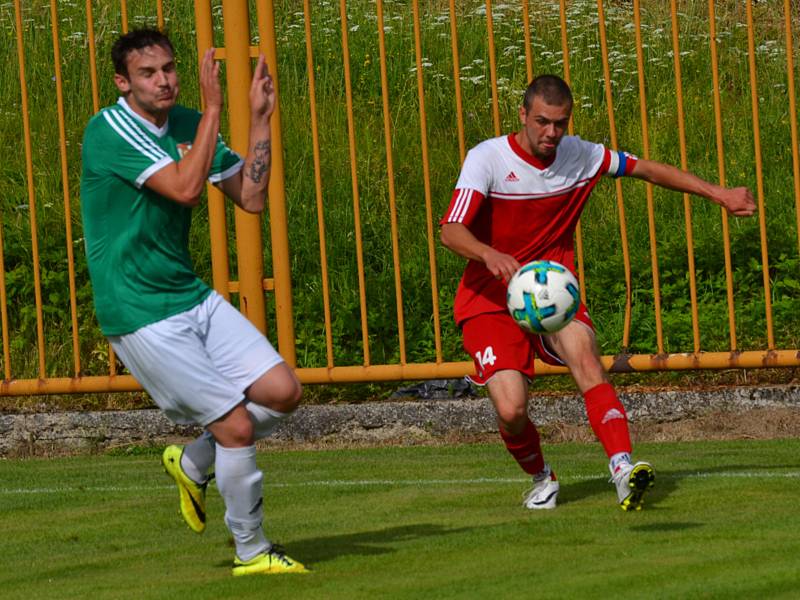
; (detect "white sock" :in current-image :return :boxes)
[215,444,270,561]
[609,452,632,475]
[247,403,291,440]
[181,431,216,484]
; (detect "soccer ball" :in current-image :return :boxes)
[506,260,580,335]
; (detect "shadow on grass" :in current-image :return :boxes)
[628,522,703,532]
[558,470,676,509]
[557,476,617,507]
[280,523,475,564]
[559,462,797,511]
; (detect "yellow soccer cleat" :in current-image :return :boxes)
[162,444,208,534]
[232,545,310,576]
[612,461,656,512]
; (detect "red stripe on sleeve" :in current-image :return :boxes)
[439,188,485,227]
[599,148,612,176]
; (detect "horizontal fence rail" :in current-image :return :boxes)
[0,0,798,397]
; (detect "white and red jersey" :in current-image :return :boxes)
[440,133,637,325]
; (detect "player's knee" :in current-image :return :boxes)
[571,355,607,390]
[246,364,302,412]
[227,418,255,446]
[495,405,528,432]
[266,374,302,413]
[280,377,302,413]
[211,410,255,447]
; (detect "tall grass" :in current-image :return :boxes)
[0,0,798,384]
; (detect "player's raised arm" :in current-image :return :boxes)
[217,54,276,213]
[146,48,223,206]
[629,158,756,217]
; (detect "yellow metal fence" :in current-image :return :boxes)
[1,0,798,396]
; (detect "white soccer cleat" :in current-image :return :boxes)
[522,464,559,510]
[611,461,655,511]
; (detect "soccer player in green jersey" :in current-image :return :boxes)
[81,29,307,576]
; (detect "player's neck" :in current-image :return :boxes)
[514,130,554,162]
[514,130,532,155]
[511,131,557,169]
[124,95,169,127]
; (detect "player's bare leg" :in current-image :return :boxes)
[210,367,307,575]
[181,362,301,471]
[165,362,303,535]
[488,370,559,509]
[245,362,302,439]
[487,369,530,435]
[548,321,655,510]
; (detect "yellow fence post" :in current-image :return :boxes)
[14,0,46,379]
[338,0,371,367]
[194,1,233,302]
[255,0,297,365]
[596,0,633,351]
[3,1,800,396]
[221,0,267,334]
[632,0,665,354]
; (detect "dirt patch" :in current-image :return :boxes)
[258,407,800,452]
[527,407,800,445]
[631,407,800,442]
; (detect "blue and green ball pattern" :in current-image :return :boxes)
[507,260,580,334]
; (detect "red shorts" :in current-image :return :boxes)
[461,304,594,385]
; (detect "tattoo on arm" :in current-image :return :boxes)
[246,139,271,184]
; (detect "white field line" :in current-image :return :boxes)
[1,470,799,495]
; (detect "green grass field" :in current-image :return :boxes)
[1,439,799,599]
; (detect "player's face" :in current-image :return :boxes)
[518,96,572,159]
[114,44,179,125]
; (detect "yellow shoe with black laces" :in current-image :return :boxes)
[232,545,310,576]
[162,444,208,534]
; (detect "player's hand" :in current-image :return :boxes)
[250,54,276,120]
[484,250,520,283]
[199,48,223,111]
[719,186,756,217]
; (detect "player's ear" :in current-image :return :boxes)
[518,104,527,125]
[114,73,131,94]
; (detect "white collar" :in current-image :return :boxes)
[117,97,169,137]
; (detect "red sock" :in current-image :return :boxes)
[499,419,546,475]
[584,383,632,458]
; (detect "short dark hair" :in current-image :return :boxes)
[111,29,174,78]
[523,75,573,111]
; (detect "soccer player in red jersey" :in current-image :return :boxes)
[440,75,756,511]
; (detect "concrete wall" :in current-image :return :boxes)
[2,384,798,456]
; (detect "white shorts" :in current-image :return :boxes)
[109,291,284,426]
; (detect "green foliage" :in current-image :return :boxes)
[0,0,798,386]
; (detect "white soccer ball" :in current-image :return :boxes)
[506,260,580,335]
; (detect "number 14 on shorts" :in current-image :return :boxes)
[475,346,496,377]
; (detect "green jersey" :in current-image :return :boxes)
[80,97,242,335]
